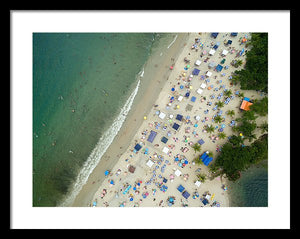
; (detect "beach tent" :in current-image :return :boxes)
[176,114,183,121]
[206,71,212,77]
[161,136,168,144]
[191,96,196,102]
[231,32,238,36]
[147,130,157,143]
[211,32,219,38]
[173,123,180,131]
[196,88,203,94]
[192,68,200,75]
[209,49,216,55]
[213,42,220,49]
[216,64,223,72]
[198,139,205,145]
[146,159,154,168]
[240,101,253,111]
[195,60,202,66]
[227,40,232,45]
[200,83,207,89]
[178,95,183,101]
[200,152,213,166]
[182,191,190,199]
[208,61,216,68]
[175,169,182,177]
[240,97,253,111]
[195,180,202,187]
[134,143,142,151]
[162,146,169,154]
[177,184,185,193]
[202,198,209,205]
[221,49,229,56]
[159,111,166,119]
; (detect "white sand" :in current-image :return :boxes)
[89,32,267,208]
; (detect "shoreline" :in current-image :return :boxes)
[70,33,189,206]
[72,32,267,207]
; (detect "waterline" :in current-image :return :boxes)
[59,80,141,206]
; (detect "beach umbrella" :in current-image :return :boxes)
[144,116,147,120]
[171,87,175,91]
[104,170,110,176]
[180,85,184,89]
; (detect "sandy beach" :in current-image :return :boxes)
[72,32,267,207]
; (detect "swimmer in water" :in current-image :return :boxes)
[102,89,108,96]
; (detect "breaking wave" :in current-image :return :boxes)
[59,80,141,206]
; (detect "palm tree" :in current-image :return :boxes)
[206,125,215,134]
[238,92,245,98]
[194,156,203,165]
[234,59,243,68]
[230,74,239,85]
[218,132,227,139]
[192,143,201,153]
[224,90,233,98]
[259,122,268,134]
[215,101,224,108]
[197,173,207,183]
[214,115,222,124]
[227,110,235,118]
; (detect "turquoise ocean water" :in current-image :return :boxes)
[33,33,177,206]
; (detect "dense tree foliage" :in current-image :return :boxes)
[233,33,268,92]
[212,134,268,181]
[250,96,268,116]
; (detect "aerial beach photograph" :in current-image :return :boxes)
[33,32,268,208]
[11,11,290,229]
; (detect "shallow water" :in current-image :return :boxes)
[33,33,176,206]
[227,165,268,207]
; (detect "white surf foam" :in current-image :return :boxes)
[60,80,141,206]
[167,34,178,49]
[139,68,144,77]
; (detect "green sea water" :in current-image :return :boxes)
[33,33,176,206]
[227,165,268,207]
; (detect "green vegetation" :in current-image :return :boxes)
[215,101,225,108]
[192,143,201,153]
[226,110,235,118]
[214,115,223,124]
[197,173,207,183]
[206,33,269,183]
[211,134,268,181]
[206,125,215,134]
[250,96,268,116]
[231,33,268,92]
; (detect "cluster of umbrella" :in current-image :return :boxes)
[167,196,176,206]
[174,155,189,168]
